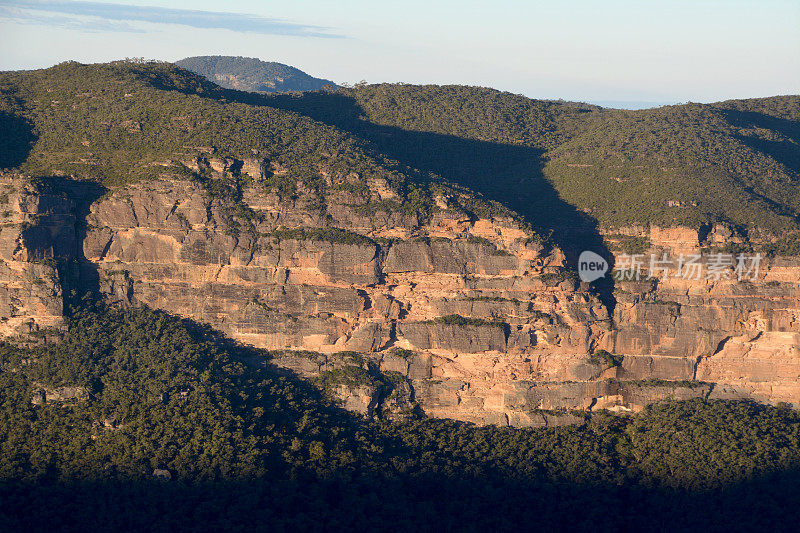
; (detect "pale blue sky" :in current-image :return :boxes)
[0,0,798,106]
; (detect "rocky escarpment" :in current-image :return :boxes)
[602,226,800,406]
[3,170,800,425]
[77,173,619,426]
[0,175,76,338]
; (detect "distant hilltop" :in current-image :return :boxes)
[175,55,336,93]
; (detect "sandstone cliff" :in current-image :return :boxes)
[3,170,800,426]
[604,226,800,406]
[0,175,75,338]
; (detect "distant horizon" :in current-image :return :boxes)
[588,100,676,110]
[1,1,797,105]
[1,55,794,111]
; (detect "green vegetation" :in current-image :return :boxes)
[588,349,623,367]
[0,60,356,186]
[269,226,376,246]
[1,305,800,529]
[541,100,800,230]
[700,232,800,257]
[464,234,512,255]
[427,314,505,327]
[2,59,800,529]
[762,233,800,256]
[622,379,710,389]
[345,83,595,149]
[464,234,495,246]
[465,295,521,304]
[539,269,579,286]
[318,83,800,233]
[315,364,381,391]
[314,357,411,405]
[700,241,756,256]
[387,347,417,359]
[3,60,798,254]
[606,234,652,255]
[530,310,554,322]
[0,60,478,223]
[649,299,682,314]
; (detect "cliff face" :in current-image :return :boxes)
[3,171,800,425]
[604,226,800,406]
[78,174,613,426]
[0,175,75,338]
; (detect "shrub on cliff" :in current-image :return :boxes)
[427,314,505,327]
[270,227,376,246]
[588,349,623,367]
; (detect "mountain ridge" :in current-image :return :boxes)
[3,59,798,235]
[175,55,336,93]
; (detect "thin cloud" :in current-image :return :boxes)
[0,1,344,37]
[0,6,146,33]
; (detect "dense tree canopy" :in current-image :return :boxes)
[1,305,800,531]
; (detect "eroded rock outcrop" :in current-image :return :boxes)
[31,384,89,405]
[3,172,800,425]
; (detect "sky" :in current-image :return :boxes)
[0,0,798,108]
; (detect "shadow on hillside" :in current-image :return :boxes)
[718,108,800,176]
[7,294,800,530]
[2,457,799,532]
[263,91,611,258]
[152,79,612,260]
[261,91,616,309]
[0,112,35,169]
[7,304,800,531]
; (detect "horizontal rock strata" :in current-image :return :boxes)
[3,173,800,424]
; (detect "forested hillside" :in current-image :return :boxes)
[2,304,800,531]
[0,60,387,187]
[2,60,798,236]
[0,60,518,222]
[335,84,800,232]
